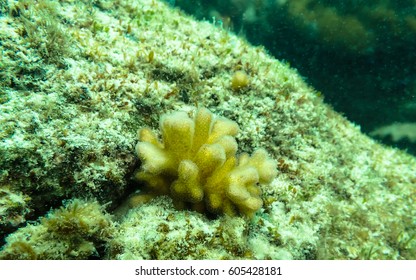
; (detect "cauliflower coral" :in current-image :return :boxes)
[135,107,277,217]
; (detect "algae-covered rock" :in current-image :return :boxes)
[0,184,31,231]
[0,199,114,260]
[0,0,415,259]
[108,196,294,260]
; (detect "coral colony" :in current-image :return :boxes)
[135,107,277,217]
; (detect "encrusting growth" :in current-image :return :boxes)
[135,107,277,217]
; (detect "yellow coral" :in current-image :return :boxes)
[231,71,250,91]
[135,107,277,217]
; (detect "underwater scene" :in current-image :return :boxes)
[0,0,415,260]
